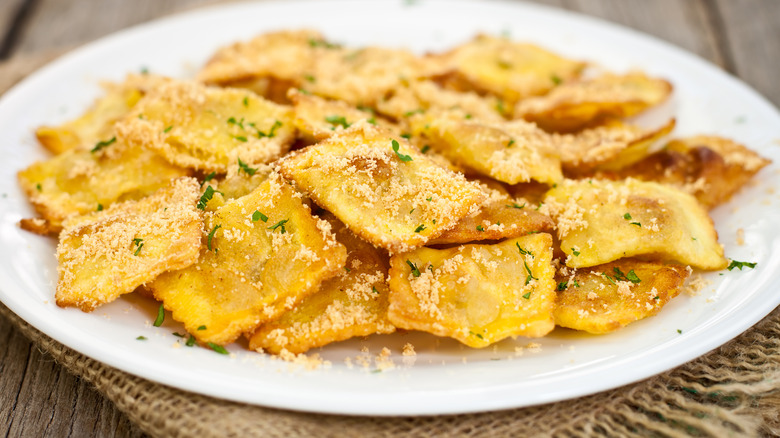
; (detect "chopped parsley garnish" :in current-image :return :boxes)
[612,267,641,283]
[551,74,562,85]
[523,260,538,285]
[557,281,568,291]
[153,304,165,327]
[197,325,207,330]
[535,202,543,211]
[237,158,257,176]
[206,342,230,354]
[573,279,580,287]
[172,332,186,338]
[409,208,415,214]
[426,197,433,201]
[522,292,532,299]
[630,222,642,227]
[253,120,283,138]
[268,219,289,234]
[304,74,316,83]
[476,225,485,232]
[91,136,116,153]
[602,273,616,285]
[136,336,147,341]
[344,266,351,273]
[207,224,221,251]
[243,96,249,107]
[420,145,431,154]
[469,331,484,339]
[727,260,757,271]
[571,248,580,256]
[464,113,472,119]
[414,224,426,233]
[404,109,424,117]
[201,172,217,187]
[506,202,525,209]
[197,186,220,210]
[623,213,632,220]
[186,335,196,347]
[325,115,350,129]
[233,135,248,142]
[97,203,103,211]
[406,260,421,277]
[391,139,413,162]
[140,67,149,74]
[227,116,245,129]
[372,286,379,294]
[677,329,682,334]
[495,100,506,115]
[507,139,515,148]
[400,133,411,139]
[164,126,173,133]
[35,183,42,192]
[252,211,268,222]
[132,238,144,256]
[516,242,533,258]
[308,38,340,49]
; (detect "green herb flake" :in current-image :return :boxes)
[237,158,257,176]
[469,331,484,340]
[406,260,421,277]
[200,172,217,187]
[254,120,283,138]
[571,248,580,256]
[476,225,485,232]
[308,38,340,49]
[522,292,532,299]
[426,197,433,201]
[197,325,207,330]
[727,260,757,271]
[233,135,248,142]
[372,286,379,294]
[267,219,289,234]
[304,74,316,83]
[630,222,642,227]
[551,74,562,85]
[623,213,632,220]
[557,281,568,291]
[677,329,682,334]
[132,238,144,256]
[344,266,351,273]
[420,145,431,154]
[573,279,581,288]
[602,273,616,285]
[367,117,377,125]
[400,133,411,140]
[153,304,165,327]
[35,183,42,192]
[207,342,229,354]
[404,109,425,117]
[136,336,147,341]
[516,242,533,258]
[185,335,196,347]
[391,139,413,162]
[172,332,186,338]
[252,211,268,222]
[91,136,116,153]
[243,96,249,107]
[325,115,350,129]
[507,139,515,148]
[611,267,641,283]
[227,116,245,129]
[207,224,221,251]
[97,203,103,211]
[506,202,525,209]
[164,126,173,133]
[414,224,426,233]
[197,185,220,210]
[523,260,538,285]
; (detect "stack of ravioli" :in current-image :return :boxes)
[18,30,770,355]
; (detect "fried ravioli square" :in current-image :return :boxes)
[543,179,728,270]
[116,80,295,173]
[554,259,689,333]
[148,174,347,345]
[55,177,203,311]
[279,121,484,253]
[249,215,395,354]
[388,234,556,348]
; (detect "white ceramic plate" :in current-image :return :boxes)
[1,0,779,416]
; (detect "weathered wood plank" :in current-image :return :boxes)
[713,0,780,106]
[10,0,221,56]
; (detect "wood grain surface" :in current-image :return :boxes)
[0,1,777,437]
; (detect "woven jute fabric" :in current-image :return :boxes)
[2,52,779,438]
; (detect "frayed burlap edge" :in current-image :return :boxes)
[3,53,780,438]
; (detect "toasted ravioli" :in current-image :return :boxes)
[411,111,562,185]
[429,183,554,245]
[35,74,170,154]
[594,136,771,209]
[556,119,675,173]
[198,29,325,88]
[388,234,556,347]
[18,138,190,231]
[554,259,689,334]
[515,72,672,132]
[543,179,728,270]
[249,216,395,354]
[279,121,484,253]
[148,175,347,345]
[375,80,505,122]
[55,178,203,311]
[116,80,295,173]
[434,34,586,105]
[288,89,393,143]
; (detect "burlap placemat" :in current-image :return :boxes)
[2,52,779,438]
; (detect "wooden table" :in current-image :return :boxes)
[0,1,777,436]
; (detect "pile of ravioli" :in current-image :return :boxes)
[18,30,770,355]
